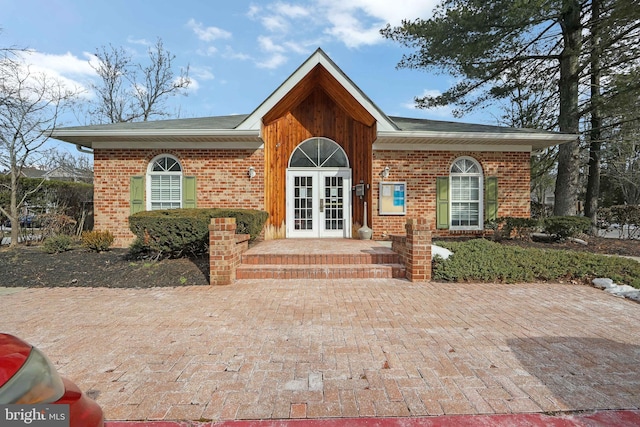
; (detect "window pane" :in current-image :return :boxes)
[150,174,181,210]
[450,158,481,228]
[300,139,320,166]
[289,138,348,168]
[290,149,315,167]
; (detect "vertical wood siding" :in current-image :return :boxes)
[263,78,376,229]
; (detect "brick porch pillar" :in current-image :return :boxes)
[405,218,432,282]
[209,217,240,285]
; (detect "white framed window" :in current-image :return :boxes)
[288,137,349,168]
[147,155,182,210]
[450,157,483,230]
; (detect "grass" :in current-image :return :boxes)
[433,239,640,288]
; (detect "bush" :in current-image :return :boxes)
[542,216,592,239]
[38,213,77,240]
[531,201,552,219]
[81,230,114,252]
[598,205,640,239]
[486,217,540,241]
[128,208,269,258]
[42,234,75,254]
[432,238,640,288]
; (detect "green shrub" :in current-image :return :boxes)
[128,237,151,258]
[432,238,640,288]
[486,217,540,240]
[209,208,269,239]
[42,234,74,254]
[543,216,592,239]
[128,208,268,258]
[81,230,114,252]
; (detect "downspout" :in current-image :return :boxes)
[76,144,94,154]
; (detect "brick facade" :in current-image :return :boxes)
[94,148,264,247]
[94,147,529,247]
[371,150,530,239]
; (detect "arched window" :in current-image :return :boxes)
[450,157,483,229]
[147,155,182,210]
[288,137,349,168]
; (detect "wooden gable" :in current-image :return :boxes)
[262,64,376,230]
[263,65,376,128]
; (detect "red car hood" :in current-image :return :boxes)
[0,334,32,385]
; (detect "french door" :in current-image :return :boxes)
[286,169,351,238]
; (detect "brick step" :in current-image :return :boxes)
[236,264,406,280]
[241,253,402,266]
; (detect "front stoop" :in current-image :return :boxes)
[236,247,406,280]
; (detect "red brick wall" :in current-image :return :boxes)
[93,148,265,247]
[94,147,529,246]
[371,150,530,239]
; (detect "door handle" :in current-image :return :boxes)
[319,199,324,213]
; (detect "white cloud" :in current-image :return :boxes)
[322,11,383,48]
[187,19,232,42]
[403,89,454,118]
[13,50,96,99]
[257,53,288,69]
[317,0,438,48]
[250,2,312,33]
[126,37,151,46]
[222,47,252,61]
[258,36,286,53]
[274,2,311,19]
[245,0,438,69]
[255,36,291,69]
[196,46,219,57]
[190,66,215,81]
[22,50,95,77]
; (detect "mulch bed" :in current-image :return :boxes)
[0,236,637,288]
[0,246,209,288]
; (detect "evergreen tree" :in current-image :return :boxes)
[382,0,640,217]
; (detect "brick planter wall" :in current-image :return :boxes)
[209,218,250,285]
[404,218,432,282]
[391,218,432,282]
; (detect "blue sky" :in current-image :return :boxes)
[1,0,494,135]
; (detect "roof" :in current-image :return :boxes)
[51,48,577,152]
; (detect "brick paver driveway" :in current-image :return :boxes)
[1,280,639,422]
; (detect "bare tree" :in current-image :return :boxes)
[89,38,191,123]
[0,49,79,246]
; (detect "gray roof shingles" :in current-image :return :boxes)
[58,114,559,135]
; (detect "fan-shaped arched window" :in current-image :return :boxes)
[288,138,349,168]
[147,155,183,210]
[450,157,483,229]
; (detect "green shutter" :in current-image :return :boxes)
[182,176,197,208]
[485,176,498,221]
[436,177,449,230]
[130,176,145,214]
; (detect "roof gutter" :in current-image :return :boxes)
[76,144,94,154]
[52,128,261,139]
[376,130,578,142]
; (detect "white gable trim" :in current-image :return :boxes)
[236,48,398,132]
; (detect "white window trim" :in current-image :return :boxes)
[449,156,483,231]
[288,137,350,168]
[146,154,183,211]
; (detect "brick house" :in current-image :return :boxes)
[53,48,575,248]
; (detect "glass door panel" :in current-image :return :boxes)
[287,169,351,238]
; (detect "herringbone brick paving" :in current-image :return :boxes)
[1,280,639,421]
